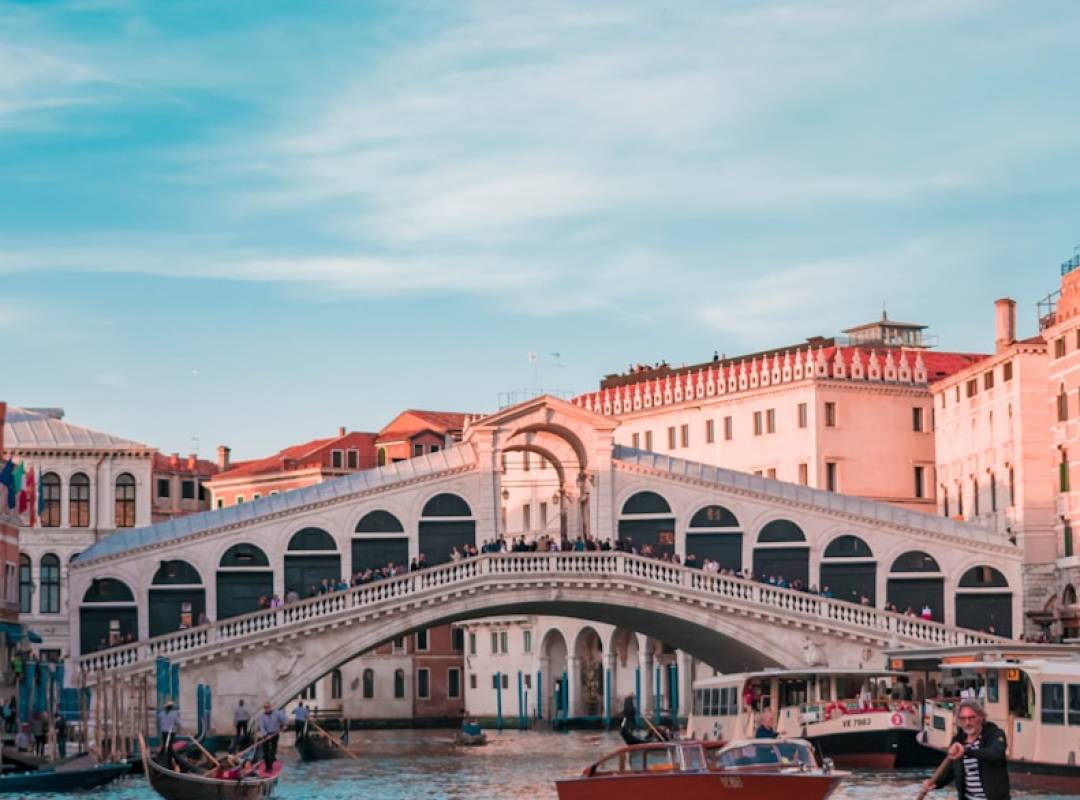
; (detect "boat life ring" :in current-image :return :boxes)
[825,703,846,720]
[890,712,904,727]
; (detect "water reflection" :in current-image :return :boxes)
[20,730,1074,800]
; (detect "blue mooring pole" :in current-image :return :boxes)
[668,664,678,724]
[517,671,525,731]
[604,667,612,730]
[654,666,661,723]
[536,671,542,720]
[496,672,503,732]
[635,666,642,727]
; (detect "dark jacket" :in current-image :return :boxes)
[754,724,778,739]
[934,720,1010,800]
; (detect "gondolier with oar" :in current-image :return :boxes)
[255,701,288,773]
[233,699,251,750]
[919,699,1010,800]
[158,701,181,767]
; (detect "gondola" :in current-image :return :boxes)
[140,734,282,800]
[295,729,347,761]
[0,761,128,793]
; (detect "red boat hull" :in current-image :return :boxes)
[556,771,844,800]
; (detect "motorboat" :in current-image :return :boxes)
[688,667,924,768]
[888,644,1080,792]
[555,738,846,800]
[455,721,487,746]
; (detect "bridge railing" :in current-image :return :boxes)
[77,551,1001,676]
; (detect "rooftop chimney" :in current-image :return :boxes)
[995,298,1016,353]
[338,426,346,438]
[217,445,231,471]
[187,453,197,470]
[170,452,179,468]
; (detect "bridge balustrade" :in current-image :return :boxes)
[77,551,1002,679]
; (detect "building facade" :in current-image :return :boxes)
[0,403,23,685]
[573,315,986,514]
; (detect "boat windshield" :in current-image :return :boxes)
[590,744,705,775]
[711,741,815,770]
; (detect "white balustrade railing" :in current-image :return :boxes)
[77,552,1002,677]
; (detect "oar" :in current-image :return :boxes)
[915,754,954,800]
[309,719,359,760]
[642,715,668,742]
[233,730,282,762]
[188,735,222,770]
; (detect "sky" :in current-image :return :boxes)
[2,0,1079,460]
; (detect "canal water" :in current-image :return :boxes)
[18,730,1074,799]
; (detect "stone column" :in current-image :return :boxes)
[637,642,653,722]
[537,656,551,719]
[567,655,581,719]
[677,650,694,718]
[603,651,617,722]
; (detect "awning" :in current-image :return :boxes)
[0,622,22,642]
[26,630,42,644]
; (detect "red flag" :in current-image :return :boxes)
[26,467,36,526]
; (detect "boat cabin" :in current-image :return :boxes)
[583,739,820,777]
[888,645,1080,769]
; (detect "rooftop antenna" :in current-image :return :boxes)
[528,351,539,393]
[881,301,888,322]
[190,436,199,456]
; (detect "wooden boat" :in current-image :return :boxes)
[556,738,846,800]
[889,644,1080,793]
[688,667,923,768]
[0,761,128,793]
[455,721,487,746]
[140,734,282,800]
[295,729,347,761]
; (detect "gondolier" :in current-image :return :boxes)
[233,699,251,748]
[256,701,288,772]
[293,701,309,740]
[922,699,1010,800]
[158,700,181,765]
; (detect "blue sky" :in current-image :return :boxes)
[2,0,1079,459]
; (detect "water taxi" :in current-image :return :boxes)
[555,738,845,800]
[687,668,923,768]
[888,644,1080,792]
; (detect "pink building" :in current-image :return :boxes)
[575,314,985,513]
[931,299,1055,633]
[0,403,21,682]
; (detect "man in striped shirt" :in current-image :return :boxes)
[922,699,1010,800]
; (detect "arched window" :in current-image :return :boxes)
[114,473,136,528]
[152,560,202,585]
[823,535,873,559]
[19,555,32,614]
[958,566,1009,588]
[421,494,472,517]
[83,578,135,603]
[1058,383,1069,422]
[1063,585,1077,606]
[757,520,806,543]
[363,668,375,699]
[287,528,337,551]
[220,543,270,567]
[79,577,137,654]
[69,473,90,527]
[355,511,404,533]
[41,473,61,527]
[689,505,739,528]
[331,669,343,700]
[621,492,671,515]
[217,544,272,620]
[394,668,405,699]
[39,554,60,614]
[891,551,941,573]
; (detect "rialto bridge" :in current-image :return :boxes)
[69,396,1020,731]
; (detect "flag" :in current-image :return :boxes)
[26,467,36,526]
[36,470,44,516]
[0,460,13,510]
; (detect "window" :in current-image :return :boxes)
[914,466,925,499]
[393,636,405,651]
[705,419,715,444]
[539,502,547,528]
[966,379,978,398]
[416,629,429,651]
[1061,450,1070,493]
[1042,682,1064,725]
[490,631,499,654]
[667,426,676,450]
[417,668,430,699]
[413,443,425,458]
[40,554,60,614]
[766,468,776,480]
[300,683,317,700]
[181,480,195,500]
[448,668,461,699]
[252,493,261,500]
[1003,361,1013,381]
[798,463,808,485]
[631,432,640,449]
[452,627,465,652]
[235,496,244,504]
[753,411,763,436]
[723,416,733,440]
[331,669,342,700]
[990,473,997,512]
[216,499,224,509]
[469,633,477,656]
[363,669,374,698]
[19,555,31,614]
[1068,684,1080,726]
[394,669,405,699]
[984,371,994,390]
[942,486,950,517]
[347,449,358,469]
[957,482,964,517]
[500,631,508,653]
[69,473,90,527]
[644,431,653,451]
[1055,338,1066,358]
[826,462,837,492]
[766,409,776,434]
[797,403,807,429]
[41,473,61,527]
[502,674,509,689]
[430,445,440,453]
[955,386,960,402]
[114,473,136,528]
[1009,468,1015,506]
[523,630,532,653]
[157,478,170,499]
[1059,385,1069,422]
[470,674,478,690]
[198,483,206,501]
[680,424,689,448]
[524,674,532,690]
[824,402,836,427]
[522,504,531,531]
[912,407,924,433]
[972,477,980,516]
[332,449,344,468]
[522,452,530,471]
